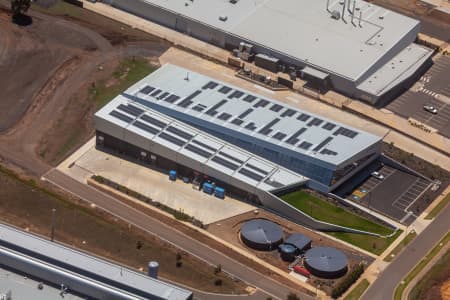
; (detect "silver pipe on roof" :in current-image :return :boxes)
[359,10,362,27]
[351,0,356,25]
[326,0,330,12]
[341,0,346,22]
[347,0,352,13]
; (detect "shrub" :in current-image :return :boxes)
[214,279,222,286]
[286,293,300,300]
[331,263,365,299]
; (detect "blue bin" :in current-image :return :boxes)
[202,182,214,195]
[214,187,225,199]
[169,170,177,181]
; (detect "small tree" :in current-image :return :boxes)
[214,264,222,275]
[287,293,300,300]
[136,241,143,250]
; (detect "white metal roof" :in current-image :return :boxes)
[96,95,307,191]
[0,224,192,300]
[123,64,381,166]
[138,0,421,81]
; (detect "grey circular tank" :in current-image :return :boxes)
[279,244,297,262]
[304,247,348,278]
[148,261,159,279]
[240,219,283,251]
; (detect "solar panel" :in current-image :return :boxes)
[238,168,264,182]
[297,113,311,122]
[150,89,162,97]
[205,99,227,116]
[211,156,239,171]
[218,112,232,121]
[164,94,181,104]
[307,118,323,127]
[264,178,284,188]
[298,141,313,150]
[245,122,257,131]
[166,126,194,140]
[238,109,253,119]
[259,118,280,135]
[159,132,185,147]
[133,121,159,135]
[333,127,358,138]
[270,104,283,112]
[185,144,212,158]
[140,85,155,94]
[253,99,270,108]
[157,92,170,100]
[117,104,144,116]
[281,109,296,117]
[192,104,206,112]
[177,90,202,108]
[322,122,336,131]
[228,90,244,99]
[202,81,219,90]
[243,95,257,103]
[141,115,166,128]
[218,151,244,164]
[231,118,244,126]
[320,148,338,155]
[273,132,287,141]
[286,128,307,145]
[109,110,133,123]
[246,163,269,175]
[191,139,217,152]
[313,137,333,151]
[218,86,232,94]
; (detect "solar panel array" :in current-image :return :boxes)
[127,65,382,166]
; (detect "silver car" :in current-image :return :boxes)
[423,105,438,114]
[371,171,384,180]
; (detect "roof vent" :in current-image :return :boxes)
[219,15,228,22]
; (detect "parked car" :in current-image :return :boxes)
[423,105,438,114]
[371,171,384,180]
[350,194,360,201]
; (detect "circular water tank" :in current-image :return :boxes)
[304,247,348,279]
[147,261,159,279]
[279,244,297,262]
[240,219,283,251]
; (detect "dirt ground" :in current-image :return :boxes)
[0,1,170,177]
[368,0,450,40]
[207,210,374,295]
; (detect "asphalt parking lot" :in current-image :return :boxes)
[347,166,432,225]
[385,56,450,138]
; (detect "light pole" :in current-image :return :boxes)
[51,208,56,242]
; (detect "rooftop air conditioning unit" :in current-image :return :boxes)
[219,15,228,21]
[230,0,239,4]
[331,10,341,19]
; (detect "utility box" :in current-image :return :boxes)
[255,54,279,73]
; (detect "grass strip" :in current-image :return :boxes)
[393,231,450,300]
[425,192,450,220]
[384,231,417,262]
[343,279,370,300]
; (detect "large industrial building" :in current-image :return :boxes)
[103,0,433,106]
[0,223,193,300]
[94,64,382,232]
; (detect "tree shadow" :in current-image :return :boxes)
[12,13,33,26]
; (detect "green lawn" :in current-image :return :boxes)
[394,231,450,300]
[281,191,394,235]
[90,57,157,109]
[328,230,402,256]
[343,279,370,300]
[425,192,450,220]
[384,231,417,262]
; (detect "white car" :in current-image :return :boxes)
[423,105,438,114]
[371,171,384,180]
